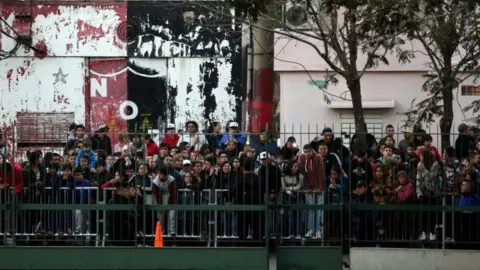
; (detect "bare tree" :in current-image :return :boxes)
[400,0,480,148]
[198,0,413,149]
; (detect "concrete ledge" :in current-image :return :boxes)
[0,247,269,270]
[351,248,480,270]
[277,246,343,270]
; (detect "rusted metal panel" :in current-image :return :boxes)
[16,112,74,144]
[88,58,128,145]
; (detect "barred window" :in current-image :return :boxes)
[16,112,74,146]
[460,85,480,96]
[340,114,383,149]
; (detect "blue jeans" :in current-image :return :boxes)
[306,192,324,233]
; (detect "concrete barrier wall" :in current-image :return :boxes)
[350,248,480,270]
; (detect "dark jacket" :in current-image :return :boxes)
[92,134,112,155]
[231,172,264,204]
[455,134,474,160]
[349,159,373,191]
[259,163,282,195]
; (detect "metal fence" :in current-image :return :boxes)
[1,125,480,250]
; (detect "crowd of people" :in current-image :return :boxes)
[0,120,479,248]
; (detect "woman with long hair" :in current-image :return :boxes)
[281,160,304,238]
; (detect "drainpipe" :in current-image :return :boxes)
[250,16,274,134]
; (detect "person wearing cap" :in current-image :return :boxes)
[177,120,208,151]
[162,123,180,149]
[180,159,192,177]
[92,124,112,155]
[218,121,247,149]
[258,151,282,203]
[455,123,474,160]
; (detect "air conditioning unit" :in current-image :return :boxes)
[284,0,329,30]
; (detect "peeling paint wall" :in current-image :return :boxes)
[0,1,243,140]
[0,4,127,57]
[0,57,86,125]
[127,1,242,130]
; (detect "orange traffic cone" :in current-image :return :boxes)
[154,221,164,248]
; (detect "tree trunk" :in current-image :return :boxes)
[440,86,453,151]
[348,78,368,152]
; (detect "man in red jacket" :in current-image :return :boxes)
[144,134,160,157]
[298,143,325,239]
[416,134,441,162]
[161,123,179,149]
[0,154,23,195]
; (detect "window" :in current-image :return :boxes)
[16,112,74,146]
[461,85,480,96]
[340,114,383,149]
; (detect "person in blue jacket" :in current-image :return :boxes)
[75,139,97,169]
[252,129,280,156]
[72,167,91,234]
[218,121,247,148]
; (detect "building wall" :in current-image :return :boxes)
[278,71,476,145]
[0,1,242,137]
[273,32,464,72]
[273,31,478,145]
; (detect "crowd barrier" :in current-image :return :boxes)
[0,186,475,248]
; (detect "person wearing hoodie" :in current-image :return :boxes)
[152,166,177,236]
[311,128,350,162]
[392,170,414,242]
[298,143,325,239]
[143,134,160,157]
[455,123,474,160]
[75,139,97,169]
[416,150,442,241]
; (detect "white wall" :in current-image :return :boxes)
[0,57,86,125]
[351,248,480,270]
[278,71,476,144]
[273,32,463,72]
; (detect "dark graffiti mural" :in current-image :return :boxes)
[126,1,243,130]
[126,59,168,132]
[128,1,240,58]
